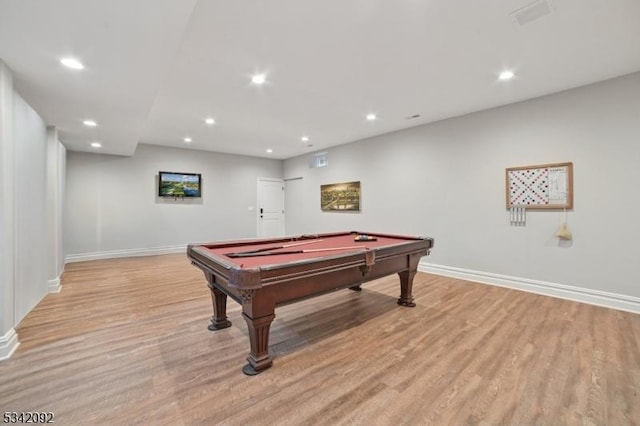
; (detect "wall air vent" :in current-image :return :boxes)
[510,0,552,26]
[309,152,328,168]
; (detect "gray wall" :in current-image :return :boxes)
[284,72,640,304]
[64,143,282,259]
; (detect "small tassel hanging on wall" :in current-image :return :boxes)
[555,208,572,240]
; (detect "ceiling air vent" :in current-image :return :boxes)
[510,0,552,26]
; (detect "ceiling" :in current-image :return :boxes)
[1,0,639,160]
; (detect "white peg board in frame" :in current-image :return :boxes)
[506,162,573,209]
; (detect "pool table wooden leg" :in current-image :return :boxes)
[397,270,416,307]
[397,253,421,307]
[242,312,275,375]
[241,291,276,375]
[207,281,232,331]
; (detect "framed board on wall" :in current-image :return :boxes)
[506,162,573,209]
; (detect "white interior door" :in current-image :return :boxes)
[257,178,285,238]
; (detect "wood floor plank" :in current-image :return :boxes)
[1,253,639,425]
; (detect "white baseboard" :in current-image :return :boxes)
[66,245,186,263]
[0,328,20,361]
[419,261,640,314]
[48,277,61,293]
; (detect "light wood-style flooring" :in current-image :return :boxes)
[1,254,639,425]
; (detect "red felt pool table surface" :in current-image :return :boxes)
[203,234,412,268]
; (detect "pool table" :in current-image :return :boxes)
[187,231,434,375]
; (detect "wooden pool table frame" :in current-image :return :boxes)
[187,231,434,375]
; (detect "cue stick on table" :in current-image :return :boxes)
[226,245,367,258]
[225,239,324,257]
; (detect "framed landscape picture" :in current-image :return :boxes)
[321,181,361,212]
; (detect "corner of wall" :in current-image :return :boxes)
[48,277,61,293]
[0,328,20,361]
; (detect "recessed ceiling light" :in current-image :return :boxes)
[251,73,266,85]
[205,118,215,125]
[83,120,97,127]
[266,148,273,153]
[60,58,84,70]
[499,70,515,80]
[90,142,101,148]
[301,136,309,142]
[184,137,192,143]
[366,113,377,121]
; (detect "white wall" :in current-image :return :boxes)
[46,127,65,292]
[65,143,282,260]
[0,60,18,359]
[13,92,48,323]
[284,72,640,311]
[1,60,63,360]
